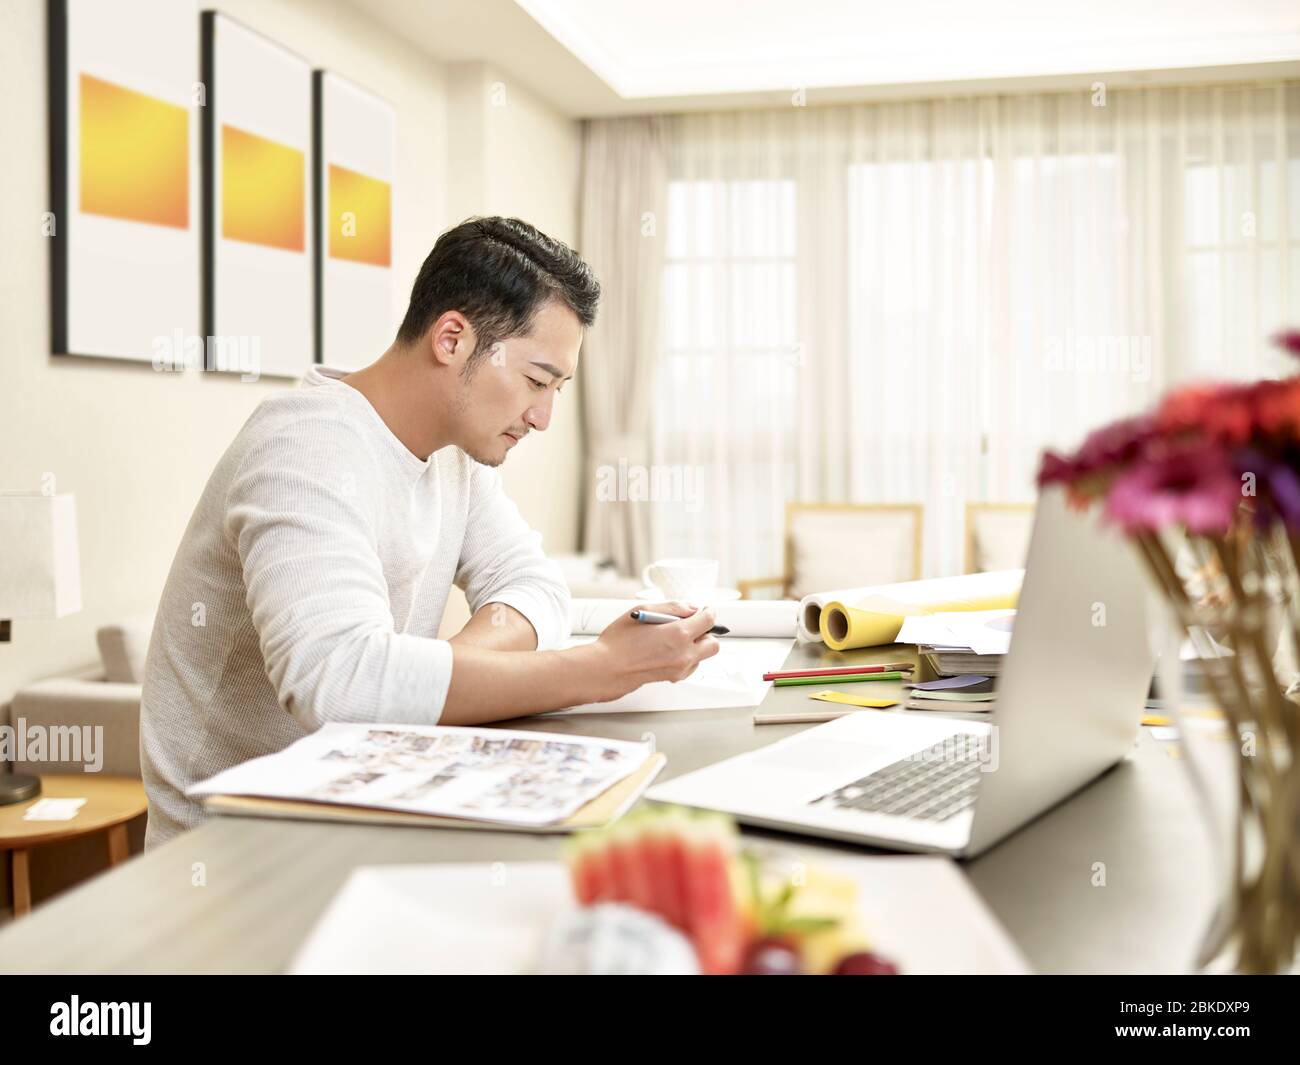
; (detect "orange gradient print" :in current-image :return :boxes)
[221,124,305,252]
[79,74,188,229]
[328,163,391,267]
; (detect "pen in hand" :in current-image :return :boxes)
[630,608,730,636]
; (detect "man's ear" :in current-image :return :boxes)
[429,310,474,370]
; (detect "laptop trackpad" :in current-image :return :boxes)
[751,737,894,777]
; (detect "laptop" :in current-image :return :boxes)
[645,486,1155,858]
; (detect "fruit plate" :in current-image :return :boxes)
[287,857,1031,975]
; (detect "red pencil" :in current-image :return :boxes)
[762,662,914,682]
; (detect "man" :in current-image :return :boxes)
[140,217,719,849]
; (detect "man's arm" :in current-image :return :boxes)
[449,601,539,652]
[228,418,717,728]
[453,462,571,652]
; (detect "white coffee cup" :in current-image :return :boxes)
[642,558,720,601]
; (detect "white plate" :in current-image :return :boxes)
[288,857,1031,975]
[636,587,743,603]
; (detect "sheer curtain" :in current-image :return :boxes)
[582,82,1300,584]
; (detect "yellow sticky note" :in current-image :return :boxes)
[810,690,898,709]
[1141,712,1171,726]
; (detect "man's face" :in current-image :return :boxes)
[452,300,582,467]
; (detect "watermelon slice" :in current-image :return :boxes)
[680,813,752,975]
[563,831,607,905]
[620,812,658,914]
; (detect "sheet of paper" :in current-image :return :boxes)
[186,723,652,827]
[287,858,1031,975]
[907,674,994,693]
[547,637,795,715]
[23,797,86,821]
[896,610,1015,656]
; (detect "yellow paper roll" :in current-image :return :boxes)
[820,590,1020,651]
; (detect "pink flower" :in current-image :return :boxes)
[1103,441,1243,535]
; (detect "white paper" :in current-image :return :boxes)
[186,723,651,827]
[896,610,1016,656]
[287,858,1031,975]
[23,797,86,821]
[548,637,795,715]
[569,598,797,639]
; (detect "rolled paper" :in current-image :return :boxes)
[811,570,1024,651]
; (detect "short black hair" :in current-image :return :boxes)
[395,217,600,372]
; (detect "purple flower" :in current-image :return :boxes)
[1237,448,1300,530]
[1104,442,1242,535]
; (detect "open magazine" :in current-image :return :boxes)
[187,723,658,829]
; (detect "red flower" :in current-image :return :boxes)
[1253,377,1300,439]
[1272,328,1300,357]
[1156,381,1255,445]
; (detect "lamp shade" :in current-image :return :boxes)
[0,492,82,618]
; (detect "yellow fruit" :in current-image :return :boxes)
[783,866,872,975]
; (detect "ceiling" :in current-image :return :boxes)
[347,0,1300,117]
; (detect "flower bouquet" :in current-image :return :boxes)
[1038,329,1300,974]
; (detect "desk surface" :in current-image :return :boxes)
[0,641,1216,974]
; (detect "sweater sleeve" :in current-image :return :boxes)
[454,461,572,651]
[224,414,454,730]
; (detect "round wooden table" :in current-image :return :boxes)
[0,775,147,917]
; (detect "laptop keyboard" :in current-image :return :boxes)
[808,733,985,822]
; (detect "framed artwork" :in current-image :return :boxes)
[314,70,395,371]
[49,0,200,364]
[201,11,313,378]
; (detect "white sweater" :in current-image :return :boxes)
[139,365,571,848]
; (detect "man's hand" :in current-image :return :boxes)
[582,601,721,703]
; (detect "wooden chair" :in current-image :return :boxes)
[737,502,923,600]
[964,502,1035,574]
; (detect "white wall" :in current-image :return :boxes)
[0,0,581,705]
[440,61,584,636]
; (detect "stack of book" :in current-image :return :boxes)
[919,647,1006,677]
[904,674,996,712]
[896,610,1015,679]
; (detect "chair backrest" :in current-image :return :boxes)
[964,502,1035,574]
[785,503,923,600]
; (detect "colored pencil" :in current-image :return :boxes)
[773,671,907,687]
[763,662,913,682]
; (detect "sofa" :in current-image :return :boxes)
[8,615,152,778]
[1,615,152,919]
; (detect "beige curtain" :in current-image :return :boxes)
[647,84,1299,581]
[577,117,668,576]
